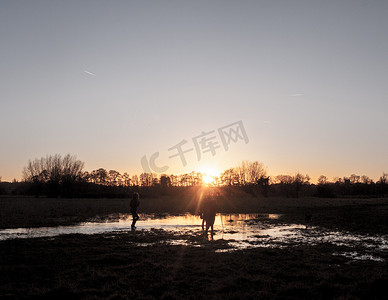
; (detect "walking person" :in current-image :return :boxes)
[130,192,140,230]
[199,197,206,230]
[204,197,217,234]
[201,194,217,235]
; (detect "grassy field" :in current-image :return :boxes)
[1,196,387,299]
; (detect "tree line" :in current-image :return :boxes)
[0,154,387,198]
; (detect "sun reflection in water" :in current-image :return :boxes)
[0,213,386,262]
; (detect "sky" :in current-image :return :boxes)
[1,0,387,182]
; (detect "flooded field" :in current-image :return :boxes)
[2,209,387,299]
[1,213,387,262]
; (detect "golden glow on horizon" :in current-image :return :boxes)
[198,167,221,186]
[203,174,214,185]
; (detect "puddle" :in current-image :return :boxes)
[0,213,386,262]
[0,213,267,241]
[333,252,385,262]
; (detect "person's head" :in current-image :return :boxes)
[132,192,139,201]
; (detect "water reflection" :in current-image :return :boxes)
[0,213,265,241]
[0,213,386,262]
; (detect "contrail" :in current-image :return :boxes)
[84,70,96,76]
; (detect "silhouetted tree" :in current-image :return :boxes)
[81,171,90,182]
[247,161,267,184]
[180,173,191,186]
[272,173,310,197]
[274,175,293,185]
[377,173,388,196]
[122,172,131,186]
[140,173,155,186]
[152,177,160,186]
[317,175,335,197]
[318,175,329,185]
[361,175,372,184]
[108,170,121,186]
[350,174,361,184]
[131,175,139,186]
[220,168,237,186]
[293,173,307,198]
[194,172,203,186]
[90,168,108,185]
[333,177,342,184]
[23,154,84,197]
[256,175,270,197]
[160,175,171,188]
[234,160,268,185]
[170,175,179,186]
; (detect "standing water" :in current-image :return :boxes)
[0,213,386,261]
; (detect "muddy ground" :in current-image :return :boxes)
[1,229,387,299]
[1,197,387,299]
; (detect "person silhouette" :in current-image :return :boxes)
[199,197,206,230]
[130,192,140,229]
[202,195,217,234]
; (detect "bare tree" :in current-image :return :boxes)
[274,175,293,184]
[236,160,248,185]
[90,168,108,185]
[221,168,238,185]
[108,170,121,186]
[235,160,268,185]
[376,173,388,196]
[22,154,84,197]
[318,175,328,185]
[131,175,139,186]
[139,173,155,186]
[361,175,372,184]
[122,172,131,186]
[170,175,179,186]
[81,171,90,182]
[293,173,310,197]
[180,173,191,186]
[378,173,388,184]
[23,154,84,184]
[62,154,84,183]
[160,175,171,187]
[350,174,361,184]
[247,161,267,183]
[332,177,341,184]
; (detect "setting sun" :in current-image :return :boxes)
[203,174,214,185]
[198,167,221,185]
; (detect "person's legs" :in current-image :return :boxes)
[202,212,208,232]
[205,216,213,233]
[209,215,215,234]
[131,211,139,228]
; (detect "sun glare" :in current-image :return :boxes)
[198,167,221,185]
[203,174,214,185]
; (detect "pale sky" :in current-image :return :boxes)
[1,0,387,182]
